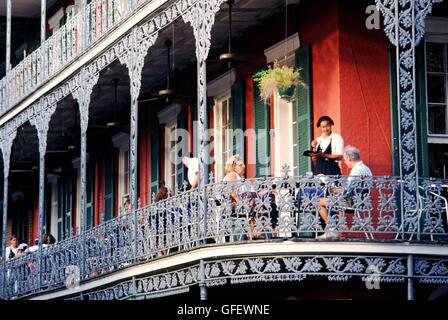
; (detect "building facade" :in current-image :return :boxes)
[0,0,447,300]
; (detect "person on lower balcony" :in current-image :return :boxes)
[311,115,344,176]
[182,155,199,189]
[318,145,372,239]
[5,235,19,261]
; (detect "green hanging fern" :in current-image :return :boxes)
[254,60,307,101]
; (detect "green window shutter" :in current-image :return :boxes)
[104,151,115,221]
[231,81,245,158]
[388,43,428,176]
[64,174,73,238]
[150,124,160,198]
[295,45,313,176]
[57,178,64,240]
[177,111,188,190]
[86,160,94,230]
[415,43,429,177]
[253,73,271,177]
[193,103,198,158]
[388,44,400,176]
[45,182,52,234]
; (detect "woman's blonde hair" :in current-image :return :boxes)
[225,154,241,174]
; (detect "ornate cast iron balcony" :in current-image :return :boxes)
[1,175,447,299]
[0,0,149,115]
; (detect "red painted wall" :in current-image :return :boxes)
[139,133,148,207]
[338,0,392,176]
[245,77,255,179]
[299,0,342,146]
[32,196,39,244]
[298,0,392,175]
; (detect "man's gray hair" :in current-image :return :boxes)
[343,145,361,161]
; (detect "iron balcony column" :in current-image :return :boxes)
[6,0,11,73]
[41,0,46,44]
[29,98,57,292]
[118,28,158,261]
[0,129,17,299]
[376,0,441,238]
[72,67,100,280]
[183,0,226,243]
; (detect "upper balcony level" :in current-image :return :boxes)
[1,174,448,300]
[0,0,170,119]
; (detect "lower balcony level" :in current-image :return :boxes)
[2,175,448,300]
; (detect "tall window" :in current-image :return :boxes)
[425,18,448,179]
[112,133,129,211]
[426,41,447,134]
[214,96,232,180]
[165,124,177,193]
[123,150,129,197]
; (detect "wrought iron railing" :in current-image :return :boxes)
[0,0,147,115]
[1,175,447,299]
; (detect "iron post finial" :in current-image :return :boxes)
[208,171,214,183]
[182,180,189,192]
[281,163,290,178]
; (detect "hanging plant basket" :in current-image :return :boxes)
[278,85,296,102]
[254,60,307,102]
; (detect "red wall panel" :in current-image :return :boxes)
[338,0,392,176]
[245,77,255,179]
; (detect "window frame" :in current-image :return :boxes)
[213,95,232,181]
[425,18,448,144]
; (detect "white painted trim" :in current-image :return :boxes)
[425,18,448,143]
[66,5,78,15]
[157,103,181,126]
[207,69,235,101]
[112,132,130,151]
[29,240,448,300]
[273,92,294,177]
[118,149,130,211]
[0,0,169,128]
[428,135,448,144]
[46,173,59,184]
[264,33,300,67]
[50,181,58,242]
[75,167,81,234]
[48,8,64,32]
[164,123,177,192]
[426,17,448,36]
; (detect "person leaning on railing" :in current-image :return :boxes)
[222,155,276,240]
[318,145,372,239]
[223,154,247,203]
[5,235,19,261]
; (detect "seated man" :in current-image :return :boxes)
[318,145,372,239]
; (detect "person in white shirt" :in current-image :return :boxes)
[317,145,372,239]
[5,235,19,261]
[311,115,344,176]
[182,156,199,189]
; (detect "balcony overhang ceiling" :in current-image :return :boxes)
[6,0,298,178]
[0,0,59,18]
